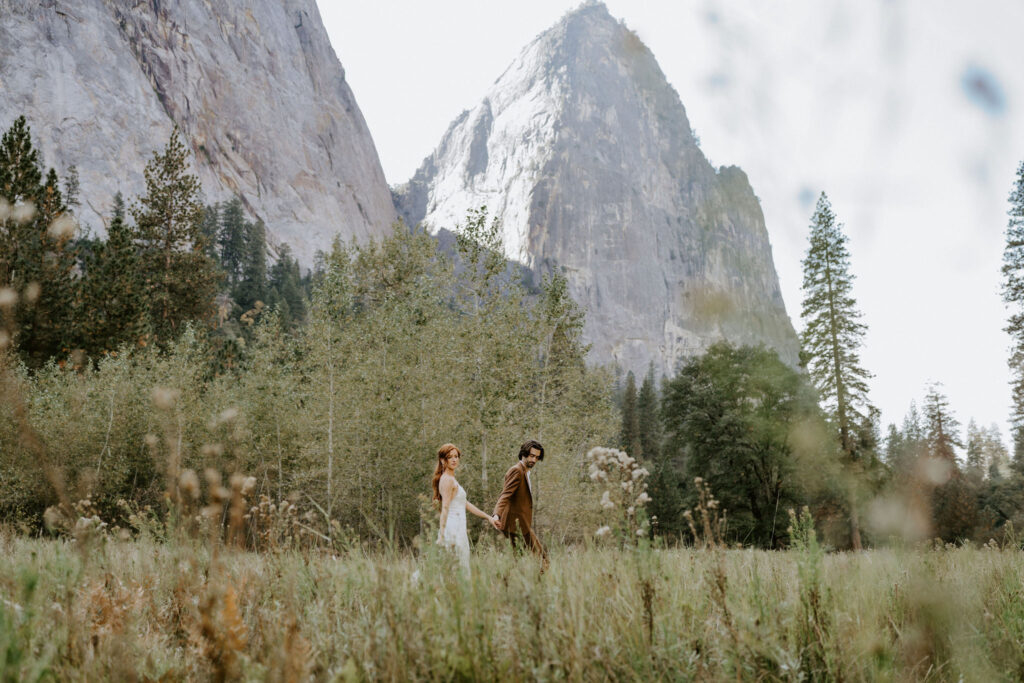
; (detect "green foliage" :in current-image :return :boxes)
[1,216,614,544]
[4,531,1024,680]
[265,244,305,328]
[662,342,830,547]
[923,382,962,463]
[450,208,533,497]
[799,192,873,458]
[0,116,79,368]
[646,457,684,538]
[799,192,877,548]
[877,393,1024,545]
[633,366,684,538]
[532,270,588,427]
[932,475,977,542]
[918,384,977,542]
[132,128,220,344]
[233,218,267,314]
[78,194,149,354]
[618,371,640,456]
[965,420,1009,484]
[0,116,42,204]
[1002,160,1024,454]
[636,366,662,460]
[217,197,247,286]
[199,201,220,262]
[787,507,833,676]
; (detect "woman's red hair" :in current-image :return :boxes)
[432,443,460,503]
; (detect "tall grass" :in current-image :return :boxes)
[2,526,1023,681]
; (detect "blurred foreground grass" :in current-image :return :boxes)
[2,528,1023,681]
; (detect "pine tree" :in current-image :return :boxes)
[234,218,268,314]
[637,364,662,461]
[883,423,902,462]
[800,192,874,454]
[984,424,1010,476]
[646,454,684,538]
[132,128,220,343]
[200,202,221,263]
[921,383,977,540]
[965,419,986,483]
[932,475,977,542]
[0,116,42,206]
[218,197,247,286]
[0,115,43,291]
[63,165,80,211]
[620,371,641,457]
[0,116,80,366]
[637,367,683,537]
[266,244,306,327]
[923,383,962,465]
[799,192,873,548]
[1002,161,1024,459]
[80,193,147,353]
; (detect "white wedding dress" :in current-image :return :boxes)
[440,483,471,573]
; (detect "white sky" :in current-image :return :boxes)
[317,0,1024,447]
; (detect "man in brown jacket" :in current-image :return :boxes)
[493,440,548,568]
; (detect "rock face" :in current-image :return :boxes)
[395,2,799,376]
[0,0,396,263]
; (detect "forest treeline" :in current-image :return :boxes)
[2,115,1024,548]
[0,116,616,542]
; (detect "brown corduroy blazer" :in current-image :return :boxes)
[493,461,533,536]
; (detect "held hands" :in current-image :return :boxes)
[489,514,501,531]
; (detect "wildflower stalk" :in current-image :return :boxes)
[587,447,651,545]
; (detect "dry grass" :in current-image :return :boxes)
[2,526,1023,681]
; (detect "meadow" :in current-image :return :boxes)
[2,520,1023,682]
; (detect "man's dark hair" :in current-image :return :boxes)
[518,439,544,461]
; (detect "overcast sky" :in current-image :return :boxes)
[317,0,1024,447]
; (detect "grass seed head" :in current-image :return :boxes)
[151,387,179,410]
[11,201,36,224]
[179,469,201,500]
[47,214,76,241]
[24,282,40,304]
[0,288,17,308]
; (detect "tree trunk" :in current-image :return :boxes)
[848,483,862,550]
[481,430,488,493]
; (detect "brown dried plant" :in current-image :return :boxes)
[682,477,727,549]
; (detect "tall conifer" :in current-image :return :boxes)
[637,365,662,460]
[80,194,147,352]
[219,197,247,285]
[799,192,873,548]
[132,128,219,343]
[0,116,79,366]
[922,383,962,465]
[266,244,306,327]
[620,371,641,457]
[235,218,268,313]
[1001,161,1024,458]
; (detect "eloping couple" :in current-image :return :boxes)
[432,440,549,574]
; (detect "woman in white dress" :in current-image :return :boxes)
[431,443,498,573]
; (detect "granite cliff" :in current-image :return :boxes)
[395,3,799,376]
[0,0,396,263]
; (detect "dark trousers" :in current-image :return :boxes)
[503,522,548,569]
